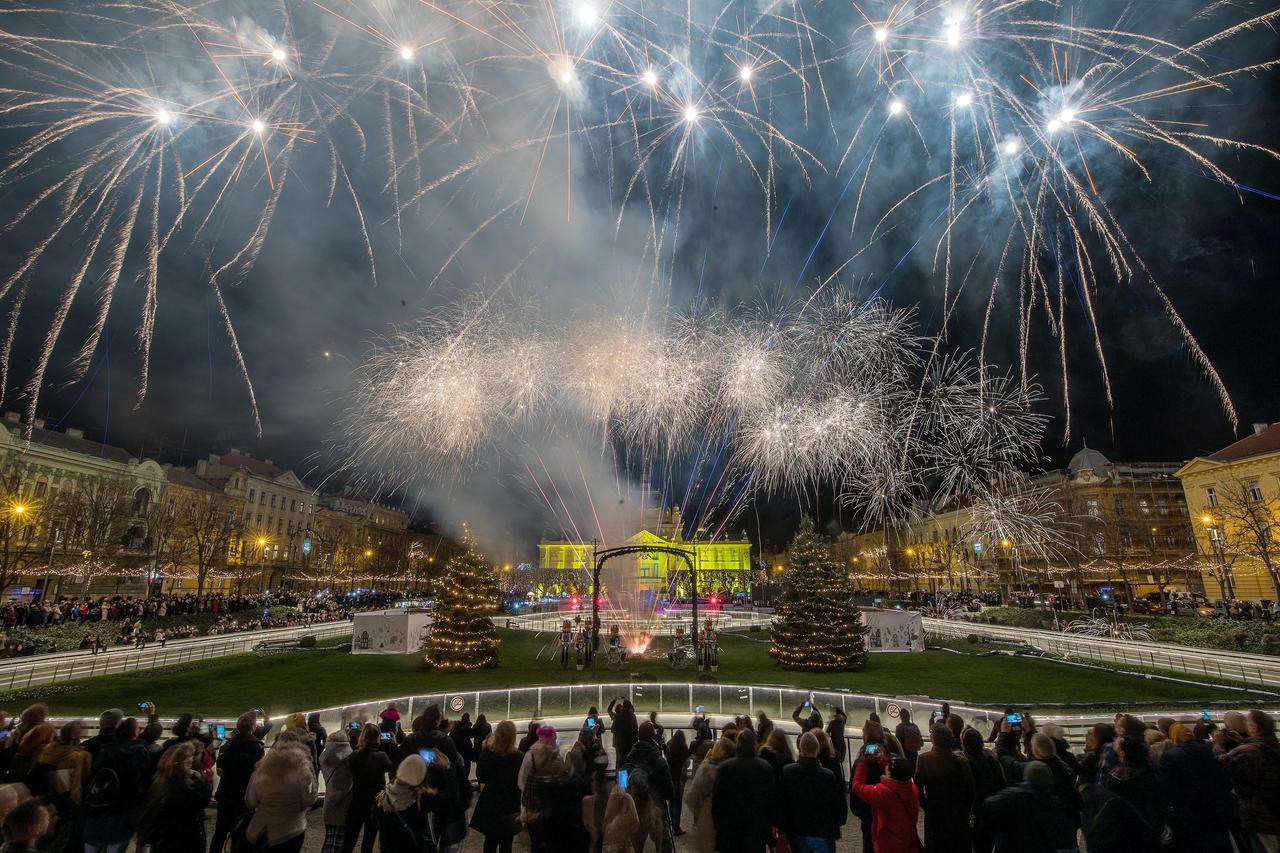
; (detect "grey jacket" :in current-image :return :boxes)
[320,738,354,825]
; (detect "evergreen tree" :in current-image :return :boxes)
[770,517,867,671]
[424,535,500,670]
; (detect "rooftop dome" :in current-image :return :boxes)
[1068,446,1111,477]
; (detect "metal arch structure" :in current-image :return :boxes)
[591,544,699,677]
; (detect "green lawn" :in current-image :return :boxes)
[9,629,1256,719]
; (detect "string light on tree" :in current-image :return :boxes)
[769,518,867,671]
[424,530,500,670]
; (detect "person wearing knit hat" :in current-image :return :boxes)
[374,754,439,853]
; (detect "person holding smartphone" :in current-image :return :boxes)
[344,723,393,853]
[852,746,919,853]
[582,765,640,853]
[210,712,264,853]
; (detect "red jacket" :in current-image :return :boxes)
[852,756,920,853]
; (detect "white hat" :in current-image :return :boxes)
[396,754,427,787]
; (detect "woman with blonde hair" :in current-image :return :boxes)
[138,741,213,853]
[471,721,523,853]
[245,743,319,853]
[683,737,735,853]
[583,769,640,853]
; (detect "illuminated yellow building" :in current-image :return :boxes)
[1176,422,1280,602]
[537,508,754,596]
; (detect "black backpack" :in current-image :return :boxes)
[84,766,122,814]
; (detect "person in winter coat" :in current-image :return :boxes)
[665,730,691,836]
[981,760,1072,853]
[517,721,539,754]
[471,721,523,853]
[81,710,123,761]
[566,722,605,779]
[914,724,975,853]
[30,721,92,853]
[83,717,150,853]
[307,712,328,769]
[852,749,919,853]
[319,729,354,853]
[449,713,475,771]
[138,741,213,853]
[1079,758,1150,853]
[1102,735,1166,853]
[623,721,673,852]
[1222,709,1280,853]
[583,769,640,853]
[342,723,392,853]
[517,725,567,853]
[608,697,639,768]
[211,712,265,853]
[712,729,778,853]
[244,742,319,853]
[471,715,493,759]
[683,736,732,853]
[5,723,53,787]
[1030,733,1081,836]
[760,727,796,784]
[1158,724,1234,853]
[962,728,1004,853]
[375,752,460,853]
[779,731,846,853]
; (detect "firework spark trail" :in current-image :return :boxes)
[345,290,1047,532]
[0,0,1273,440]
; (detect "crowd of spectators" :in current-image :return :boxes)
[0,591,404,658]
[0,698,1273,853]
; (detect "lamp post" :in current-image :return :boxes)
[1201,514,1233,599]
[257,536,268,593]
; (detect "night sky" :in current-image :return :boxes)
[1,0,1277,553]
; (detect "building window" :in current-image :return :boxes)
[1248,481,1263,503]
[248,488,256,503]
[1138,499,1150,516]
[259,492,265,505]
[1207,487,1217,507]
[270,495,277,508]
[291,499,297,512]
[34,479,47,498]
[1093,533,1105,554]
[1115,497,1126,516]
[166,497,175,517]
[1086,499,1100,518]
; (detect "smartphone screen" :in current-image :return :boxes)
[1007,713,1023,725]
[1201,709,1211,722]
[419,748,435,762]
[865,743,879,755]
[803,701,811,709]
[617,769,630,789]
[586,717,596,729]
[216,724,226,740]
[380,732,392,743]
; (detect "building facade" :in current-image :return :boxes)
[1176,422,1280,603]
[840,447,1199,600]
[536,508,754,599]
[0,413,165,599]
[0,417,428,600]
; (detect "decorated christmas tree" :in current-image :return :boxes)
[770,517,867,671]
[424,534,500,670]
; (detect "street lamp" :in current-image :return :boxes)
[256,536,270,592]
[1201,514,1233,599]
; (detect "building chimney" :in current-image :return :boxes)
[196,460,208,475]
[65,427,83,439]
[1254,423,1269,436]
